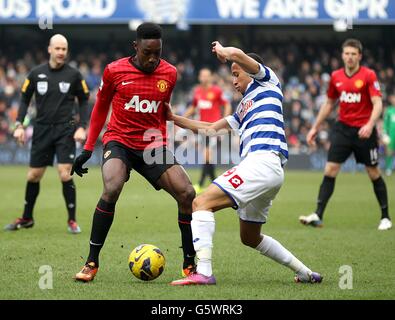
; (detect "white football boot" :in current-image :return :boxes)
[378,218,392,231]
[299,213,323,227]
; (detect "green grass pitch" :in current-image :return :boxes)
[0,166,394,300]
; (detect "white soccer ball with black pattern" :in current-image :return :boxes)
[128,244,166,281]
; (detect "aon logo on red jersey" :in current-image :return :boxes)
[124,95,161,113]
[340,91,361,103]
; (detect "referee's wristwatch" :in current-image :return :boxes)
[14,121,24,129]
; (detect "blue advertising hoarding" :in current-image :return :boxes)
[0,0,394,24]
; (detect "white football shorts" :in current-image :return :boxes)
[213,151,284,224]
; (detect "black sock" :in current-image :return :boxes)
[22,182,40,220]
[178,212,196,268]
[207,163,216,181]
[62,179,76,221]
[372,176,390,220]
[315,176,336,219]
[199,165,209,187]
[87,198,116,267]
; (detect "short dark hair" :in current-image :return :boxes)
[342,39,363,53]
[136,22,162,40]
[247,53,264,64]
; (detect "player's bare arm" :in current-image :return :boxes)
[211,41,259,74]
[307,98,336,146]
[359,96,383,139]
[166,102,230,135]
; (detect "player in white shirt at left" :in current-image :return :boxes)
[168,41,323,286]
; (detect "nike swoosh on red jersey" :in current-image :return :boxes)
[122,81,134,86]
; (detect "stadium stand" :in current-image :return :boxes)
[1,34,394,158]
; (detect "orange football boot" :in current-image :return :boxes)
[75,262,98,282]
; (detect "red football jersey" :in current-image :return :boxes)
[327,66,382,127]
[84,57,177,151]
[191,85,228,122]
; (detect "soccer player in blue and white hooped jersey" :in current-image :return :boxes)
[169,41,322,286]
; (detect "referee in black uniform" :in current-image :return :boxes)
[5,34,90,233]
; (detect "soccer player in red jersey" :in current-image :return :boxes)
[71,23,196,282]
[184,68,231,193]
[299,39,392,231]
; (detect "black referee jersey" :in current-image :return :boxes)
[16,63,89,128]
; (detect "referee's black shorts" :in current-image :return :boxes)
[327,121,379,167]
[30,122,76,167]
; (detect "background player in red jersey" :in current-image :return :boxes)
[299,39,392,231]
[184,68,231,193]
[71,23,196,282]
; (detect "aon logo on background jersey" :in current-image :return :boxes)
[340,91,361,103]
[124,95,161,113]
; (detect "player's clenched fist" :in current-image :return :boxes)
[71,150,92,177]
[211,41,228,63]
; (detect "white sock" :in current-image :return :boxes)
[191,210,215,277]
[256,234,311,277]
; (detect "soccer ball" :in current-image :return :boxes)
[128,244,166,281]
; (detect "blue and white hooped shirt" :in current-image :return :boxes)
[226,63,288,165]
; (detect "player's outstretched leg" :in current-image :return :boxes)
[239,219,322,284]
[255,234,323,284]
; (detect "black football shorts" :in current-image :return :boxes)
[102,140,178,190]
[327,121,379,166]
[30,122,76,167]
